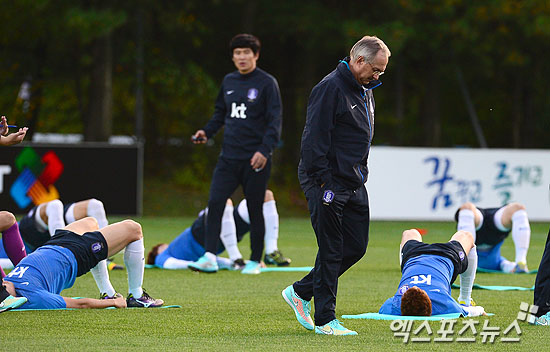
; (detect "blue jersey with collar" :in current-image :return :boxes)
[4,245,77,309]
[379,254,467,316]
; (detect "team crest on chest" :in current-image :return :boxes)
[322,190,334,205]
[247,88,258,101]
[398,285,409,295]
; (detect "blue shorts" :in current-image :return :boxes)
[477,241,506,270]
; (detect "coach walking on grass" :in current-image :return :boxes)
[189,34,282,275]
[282,36,390,336]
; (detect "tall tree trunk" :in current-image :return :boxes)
[85,33,113,142]
[512,76,523,148]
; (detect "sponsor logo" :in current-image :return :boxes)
[230,102,247,119]
[10,147,64,209]
[351,104,357,109]
[459,251,465,260]
[226,90,234,95]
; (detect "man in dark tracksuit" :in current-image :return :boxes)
[190,34,282,274]
[534,223,550,325]
[282,36,391,336]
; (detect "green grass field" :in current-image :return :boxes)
[2,218,548,351]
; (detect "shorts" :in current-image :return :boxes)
[454,206,509,246]
[45,229,108,277]
[401,240,468,284]
[19,207,50,251]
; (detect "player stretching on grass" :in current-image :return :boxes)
[2,217,163,309]
[0,115,28,311]
[378,229,486,317]
[147,190,290,270]
[455,202,531,274]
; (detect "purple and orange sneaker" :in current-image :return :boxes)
[126,290,164,308]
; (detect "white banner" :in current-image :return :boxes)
[367,147,550,221]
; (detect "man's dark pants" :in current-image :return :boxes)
[204,156,271,262]
[293,181,370,326]
[534,226,550,317]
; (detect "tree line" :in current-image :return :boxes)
[1,0,549,193]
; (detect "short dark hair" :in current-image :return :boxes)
[230,34,261,55]
[401,286,432,316]
[146,243,166,265]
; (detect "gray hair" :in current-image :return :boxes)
[350,36,391,62]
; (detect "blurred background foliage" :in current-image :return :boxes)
[1,0,549,215]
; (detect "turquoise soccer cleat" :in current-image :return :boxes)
[535,311,550,326]
[314,319,358,336]
[0,295,27,313]
[188,254,218,273]
[281,285,314,330]
[241,260,261,274]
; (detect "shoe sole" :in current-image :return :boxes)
[188,265,218,273]
[314,327,358,336]
[281,288,314,330]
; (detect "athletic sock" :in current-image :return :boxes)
[511,210,530,264]
[263,200,279,254]
[204,252,217,263]
[163,257,193,269]
[457,209,476,238]
[457,209,477,304]
[90,260,116,296]
[219,205,241,261]
[124,238,144,298]
[45,200,66,236]
[459,246,477,304]
[87,199,109,228]
[2,222,27,266]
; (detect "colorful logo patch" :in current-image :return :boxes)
[91,242,103,253]
[10,147,64,209]
[247,88,258,101]
[322,190,334,204]
[459,251,465,260]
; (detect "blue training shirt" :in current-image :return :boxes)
[4,245,78,309]
[379,254,467,316]
[155,227,207,267]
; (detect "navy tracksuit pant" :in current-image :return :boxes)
[293,181,370,326]
[204,156,271,263]
[534,226,550,317]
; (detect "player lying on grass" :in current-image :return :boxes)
[378,229,486,317]
[2,217,163,309]
[455,202,530,273]
[147,190,291,272]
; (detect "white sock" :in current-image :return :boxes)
[458,246,477,304]
[263,200,279,254]
[457,209,476,304]
[46,200,66,236]
[64,204,76,224]
[87,198,109,228]
[90,260,116,296]
[500,259,516,273]
[124,238,144,298]
[163,257,192,269]
[204,252,217,263]
[511,210,530,264]
[216,257,232,267]
[219,205,242,261]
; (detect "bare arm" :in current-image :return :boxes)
[63,295,126,309]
